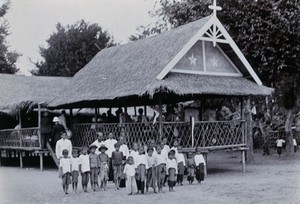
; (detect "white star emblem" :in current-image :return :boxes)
[188,53,197,66]
[211,56,219,67]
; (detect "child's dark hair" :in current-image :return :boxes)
[114,142,120,148]
[127,156,134,163]
[147,147,154,153]
[62,149,69,155]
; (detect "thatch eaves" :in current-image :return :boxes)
[0,74,69,109]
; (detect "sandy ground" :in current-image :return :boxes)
[0,150,299,204]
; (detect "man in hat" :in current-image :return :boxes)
[55,131,72,159]
[51,116,65,148]
[89,144,100,191]
[98,144,109,190]
[90,132,105,155]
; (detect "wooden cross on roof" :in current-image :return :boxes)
[208,0,222,16]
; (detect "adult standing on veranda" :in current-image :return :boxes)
[50,117,65,148]
[90,132,105,155]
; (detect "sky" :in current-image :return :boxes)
[5,0,157,75]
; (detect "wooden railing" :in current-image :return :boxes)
[0,127,41,149]
[72,120,246,149]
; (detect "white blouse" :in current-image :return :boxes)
[166,158,178,174]
[194,154,206,166]
[135,154,148,169]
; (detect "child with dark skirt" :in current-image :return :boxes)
[166,150,177,192]
[146,147,157,193]
[135,145,148,194]
[186,152,195,184]
[59,149,71,194]
[156,145,167,192]
[194,147,206,183]
[112,142,124,190]
[79,147,90,192]
[176,146,186,186]
[98,144,109,191]
[70,149,80,193]
[89,144,100,191]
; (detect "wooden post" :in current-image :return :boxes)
[18,107,22,128]
[38,104,42,149]
[39,153,43,171]
[241,150,246,173]
[0,150,2,166]
[245,97,254,163]
[144,106,147,117]
[19,151,23,168]
[134,106,137,116]
[69,109,73,126]
[158,96,163,140]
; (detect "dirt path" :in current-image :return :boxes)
[0,151,299,204]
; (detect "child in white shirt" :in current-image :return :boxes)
[166,150,177,192]
[135,145,148,194]
[70,149,80,193]
[79,147,90,192]
[156,145,167,192]
[123,156,138,195]
[275,138,285,157]
[194,147,206,183]
[176,146,186,185]
[59,149,71,194]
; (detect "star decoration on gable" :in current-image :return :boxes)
[188,53,197,66]
[211,56,219,67]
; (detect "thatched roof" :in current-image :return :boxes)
[0,74,69,109]
[49,16,273,109]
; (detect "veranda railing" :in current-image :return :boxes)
[0,127,41,149]
[72,120,246,149]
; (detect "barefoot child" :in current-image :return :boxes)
[146,147,157,193]
[79,147,90,192]
[98,144,109,191]
[135,145,148,194]
[166,150,177,192]
[89,144,100,191]
[186,152,195,184]
[176,146,186,186]
[112,142,124,190]
[275,137,285,158]
[59,149,71,194]
[194,147,206,183]
[70,149,80,193]
[123,156,138,195]
[156,145,167,192]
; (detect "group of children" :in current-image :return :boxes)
[58,137,206,195]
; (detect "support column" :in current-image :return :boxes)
[0,150,2,166]
[19,151,23,168]
[241,150,246,173]
[158,95,163,140]
[69,109,73,127]
[144,106,147,117]
[245,97,254,163]
[39,153,43,171]
[38,104,42,148]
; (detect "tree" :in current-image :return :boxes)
[133,0,300,157]
[0,1,20,74]
[32,20,115,77]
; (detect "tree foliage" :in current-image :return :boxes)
[0,1,20,74]
[32,20,115,77]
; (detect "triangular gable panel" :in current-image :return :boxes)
[172,40,241,76]
[156,15,263,85]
